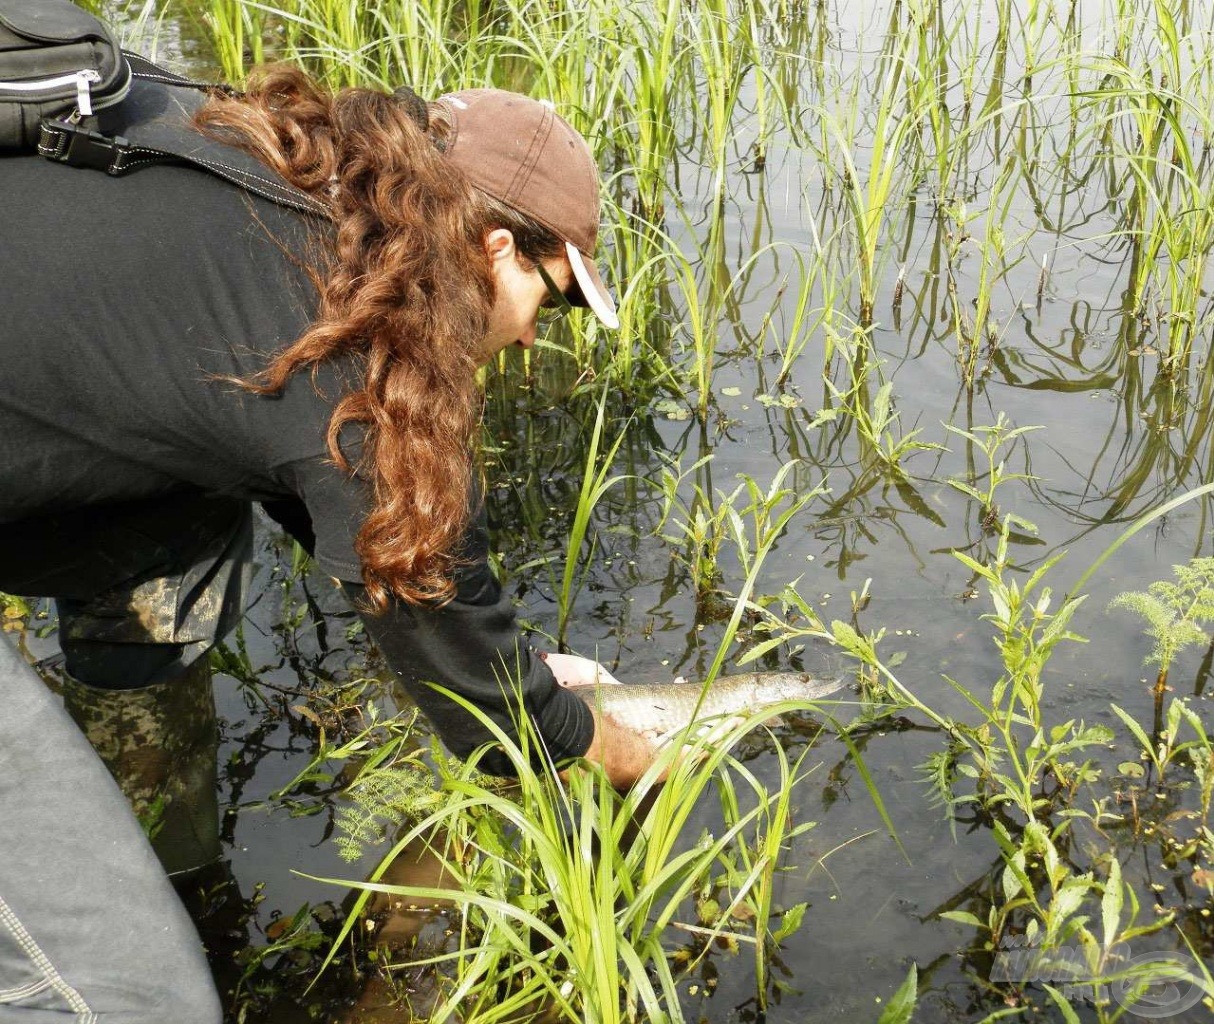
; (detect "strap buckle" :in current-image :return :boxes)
[38,119,133,175]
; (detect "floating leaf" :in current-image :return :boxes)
[654,397,691,420]
[721,386,742,397]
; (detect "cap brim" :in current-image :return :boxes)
[566,242,620,330]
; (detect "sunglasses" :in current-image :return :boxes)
[536,261,575,323]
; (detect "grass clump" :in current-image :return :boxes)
[305,684,837,1023]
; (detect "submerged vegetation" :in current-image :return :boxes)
[22,0,1203,1020]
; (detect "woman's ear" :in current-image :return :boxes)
[484,228,517,262]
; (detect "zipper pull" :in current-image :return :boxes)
[73,69,101,119]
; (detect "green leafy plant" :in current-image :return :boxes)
[945,416,1041,531]
[554,385,633,648]
[1110,696,1211,784]
[654,457,830,622]
[332,744,437,862]
[875,963,918,1023]
[653,452,729,609]
[0,591,33,633]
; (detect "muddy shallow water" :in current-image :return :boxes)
[22,1,1214,1021]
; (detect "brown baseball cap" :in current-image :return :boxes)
[432,88,620,330]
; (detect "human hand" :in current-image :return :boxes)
[579,708,667,789]
[540,653,667,787]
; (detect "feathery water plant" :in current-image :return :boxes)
[1108,557,1214,693]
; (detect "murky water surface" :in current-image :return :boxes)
[27,1,1212,1020]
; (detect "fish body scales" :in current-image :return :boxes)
[568,671,843,738]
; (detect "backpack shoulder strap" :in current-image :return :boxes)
[37,58,329,219]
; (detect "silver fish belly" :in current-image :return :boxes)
[567,671,844,740]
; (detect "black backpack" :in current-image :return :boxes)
[0,0,326,216]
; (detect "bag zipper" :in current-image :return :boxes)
[0,68,127,117]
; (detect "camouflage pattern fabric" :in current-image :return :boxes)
[61,659,221,876]
[56,496,253,687]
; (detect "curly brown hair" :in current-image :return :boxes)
[193,66,564,610]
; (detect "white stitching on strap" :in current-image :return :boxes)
[0,975,52,1000]
[0,895,95,1021]
[191,156,309,200]
[185,156,327,212]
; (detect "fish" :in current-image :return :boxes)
[566,671,845,744]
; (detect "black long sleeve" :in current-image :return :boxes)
[339,509,594,775]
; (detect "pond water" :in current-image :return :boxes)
[24,1,1214,1021]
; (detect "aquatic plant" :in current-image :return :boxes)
[1110,694,1210,788]
[877,964,918,1024]
[0,591,33,632]
[201,0,264,82]
[306,683,833,1023]
[1108,557,1214,694]
[821,343,944,480]
[655,455,829,626]
[945,414,1042,530]
[684,0,749,201]
[653,452,729,609]
[554,387,633,649]
[613,0,684,219]
[817,30,924,326]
